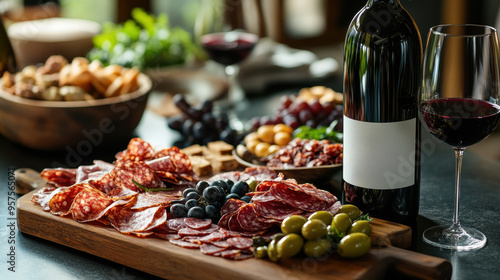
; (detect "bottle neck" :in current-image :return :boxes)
[367,0,400,4]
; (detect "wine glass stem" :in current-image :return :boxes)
[452,148,465,229]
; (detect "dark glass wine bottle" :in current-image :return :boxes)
[342,0,422,223]
[0,18,17,75]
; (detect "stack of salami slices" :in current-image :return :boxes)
[218,178,341,233]
[32,138,195,237]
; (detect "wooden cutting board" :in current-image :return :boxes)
[17,188,451,280]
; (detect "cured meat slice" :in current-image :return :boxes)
[104,161,165,193]
[130,192,180,210]
[210,240,231,248]
[143,207,167,232]
[300,183,338,207]
[228,213,247,232]
[255,180,275,192]
[154,146,193,175]
[40,168,77,187]
[107,205,164,233]
[207,167,278,184]
[236,204,273,231]
[76,160,114,183]
[71,188,115,222]
[250,191,276,203]
[116,137,155,162]
[220,199,247,216]
[155,233,181,240]
[226,237,253,249]
[31,186,60,211]
[169,239,201,249]
[178,224,219,237]
[326,200,341,217]
[48,183,90,216]
[167,218,186,232]
[217,212,235,229]
[200,243,227,255]
[184,218,213,230]
[253,199,301,222]
[197,230,229,243]
[146,156,176,173]
[270,180,329,212]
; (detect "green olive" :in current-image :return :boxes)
[247,180,257,192]
[337,233,371,258]
[301,219,328,240]
[267,239,281,262]
[331,213,352,234]
[252,236,268,247]
[271,232,286,241]
[281,215,308,234]
[337,204,361,221]
[254,246,268,259]
[348,220,372,235]
[276,233,304,258]
[308,211,334,226]
[303,239,332,258]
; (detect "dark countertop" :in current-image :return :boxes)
[1,79,500,280]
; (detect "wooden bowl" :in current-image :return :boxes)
[0,74,152,151]
[8,18,101,68]
[232,149,342,184]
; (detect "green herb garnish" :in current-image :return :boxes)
[132,179,173,192]
[293,121,343,143]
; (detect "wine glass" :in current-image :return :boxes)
[420,24,500,250]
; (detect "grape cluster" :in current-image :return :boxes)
[249,95,343,132]
[170,179,252,223]
[167,94,240,147]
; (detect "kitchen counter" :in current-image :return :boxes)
[1,80,499,280]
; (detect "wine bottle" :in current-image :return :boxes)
[0,18,16,75]
[342,0,422,223]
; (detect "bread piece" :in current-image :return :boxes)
[207,141,234,155]
[208,155,239,173]
[189,156,212,177]
[181,144,204,156]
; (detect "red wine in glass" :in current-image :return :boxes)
[420,98,500,148]
[201,32,258,66]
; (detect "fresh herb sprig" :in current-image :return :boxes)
[132,179,173,192]
[293,121,343,143]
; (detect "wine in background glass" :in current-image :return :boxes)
[201,31,258,106]
[420,24,500,250]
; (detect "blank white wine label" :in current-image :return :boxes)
[343,116,416,189]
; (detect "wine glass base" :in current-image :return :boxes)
[423,225,487,251]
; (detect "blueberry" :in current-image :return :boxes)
[185,198,199,210]
[203,186,223,203]
[170,204,187,218]
[196,181,210,193]
[186,191,200,200]
[187,206,206,219]
[182,188,198,198]
[240,195,252,203]
[205,204,221,223]
[231,181,250,197]
[225,193,240,201]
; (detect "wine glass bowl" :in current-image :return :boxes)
[419,24,500,250]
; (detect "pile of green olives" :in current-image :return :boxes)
[253,204,373,261]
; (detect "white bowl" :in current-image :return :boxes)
[8,18,101,68]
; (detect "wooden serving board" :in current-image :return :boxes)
[17,188,451,280]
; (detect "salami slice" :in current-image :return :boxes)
[116,137,155,162]
[40,168,77,187]
[300,183,338,207]
[326,200,341,217]
[226,237,253,249]
[197,230,229,243]
[76,160,114,183]
[154,146,193,175]
[167,218,186,232]
[250,191,276,203]
[71,188,115,222]
[210,240,231,248]
[107,205,163,233]
[48,183,90,216]
[217,212,235,229]
[236,204,273,231]
[270,180,328,212]
[105,161,166,192]
[253,199,301,222]
[200,243,227,255]
[155,233,181,240]
[146,156,176,173]
[130,192,180,210]
[228,213,247,232]
[178,224,219,237]
[255,180,275,192]
[218,249,245,259]
[184,218,213,230]
[31,186,60,211]
[220,199,247,216]
[143,207,167,232]
[169,239,201,249]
